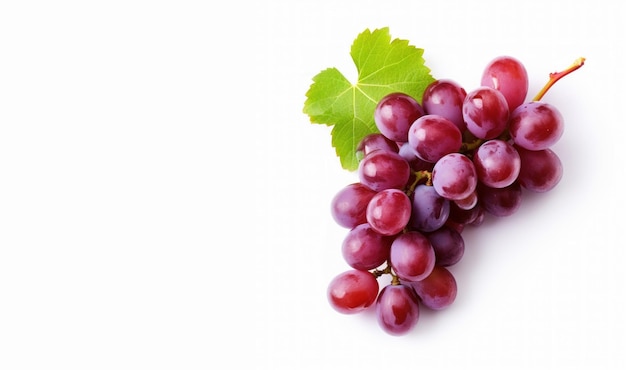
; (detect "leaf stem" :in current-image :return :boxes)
[533,57,586,101]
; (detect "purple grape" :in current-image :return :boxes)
[366,189,411,236]
[454,190,478,210]
[448,202,482,225]
[469,207,485,226]
[444,220,465,235]
[408,114,462,163]
[398,142,435,172]
[477,182,522,217]
[356,133,399,161]
[426,226,465,266]
[374,92,425,142]
[409,266,457,310]
[376,284,420,335]
[358,150,410,192]
[342,223,394,271]
[422,79,467,131]
[409,184,450,232]
[473,139,521,188]
[389,231,436,282]
[331,183,377,229]
[432,153,478,201]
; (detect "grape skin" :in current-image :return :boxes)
[473,139,521,189]
[366,189,411,236]
[408,114,462,163]
[432,153,478,201]
[509,102,564,151]
[426,226,465,267]
[409,184,450,232]
[477,182,522,217]
[358,150,410,192]
[422,79,467,131]
[480,55,529,111]
[409,266,457,310]
[462,86,509,140]
[516,146,563,192]
[374,92,425,142]
[342,223,394,271]
[327,270,379,314]
[469,207,485,226]
[375,284,420,336]
[448,202,482,225]
[331,183,377,229]
[356,133,399,161]
[389,231,436,282]
[454,190,478,210]
[398,142,435,171]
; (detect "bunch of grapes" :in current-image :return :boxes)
[327,56,582,336]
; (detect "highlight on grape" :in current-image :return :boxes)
[326,55,584,336]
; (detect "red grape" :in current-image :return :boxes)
[358,150,410,192]
[389,231,436,282]
[481,55,529,111]
[327,270,379,314]
[366,189,411,236]
[509,102,564,151]
[432,153,478,201]
[408,114,462,163]
[342,223,393,271]
[374,92,424,142]
[462,86,509,140]
[473,139,521,188]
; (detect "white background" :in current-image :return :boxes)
[1,1,625,369]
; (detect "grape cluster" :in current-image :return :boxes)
[327,56,565,336]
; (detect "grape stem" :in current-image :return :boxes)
[460,138,483,153]
[372,263,400,285]
[405,170,432,197]
[532,57,585,101]
[372,264,392,278]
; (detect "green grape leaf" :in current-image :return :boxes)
[303,27,435,171]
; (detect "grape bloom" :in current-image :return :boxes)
[322,53,584,335]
